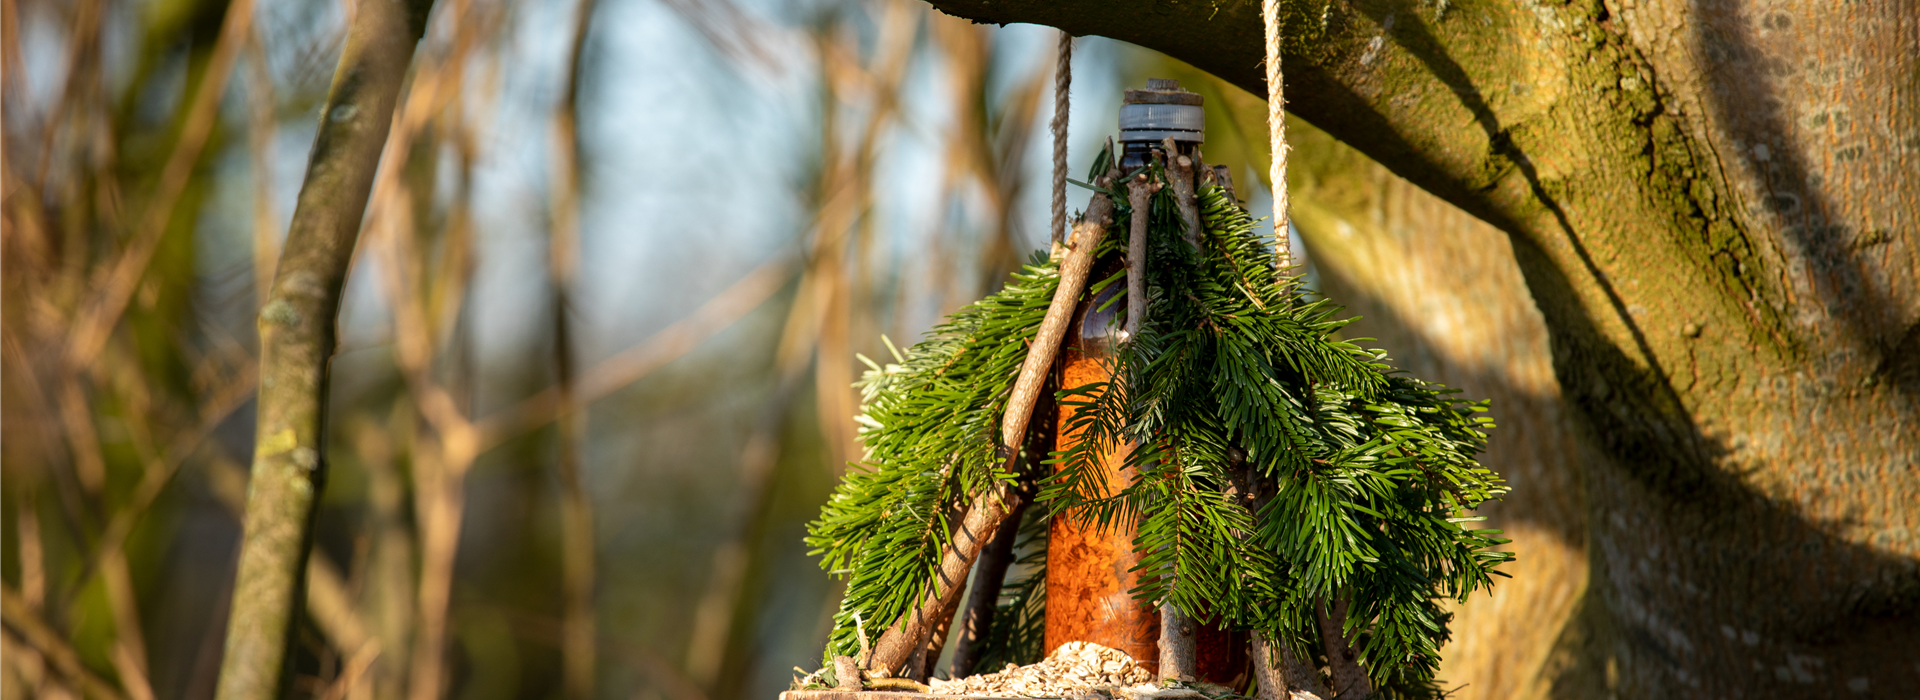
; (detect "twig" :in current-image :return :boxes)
[1125,174,1157,340]
[65,0,255,368]
[551,1,600,698]
[948,494,1029,678]
[213,1,437,699]
[1163,138,1203,249]
[1252,634,1328,700]
[866,184,1117,675]
[244,25,282,309]
[3,584,128,700]
[1315,597,1373,698]
[306,554,373,655]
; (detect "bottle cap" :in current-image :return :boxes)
[1119,79,1204,145]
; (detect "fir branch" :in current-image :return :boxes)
[819,183,1118,676]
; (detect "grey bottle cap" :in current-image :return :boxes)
[1119,79,1204,144]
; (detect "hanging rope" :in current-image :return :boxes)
[1050,31,1073,248]
[1262,0,1292,270]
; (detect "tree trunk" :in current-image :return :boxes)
[919,0,1920,696]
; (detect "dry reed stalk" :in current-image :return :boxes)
[100,552,155,700]
[325,6,495,698]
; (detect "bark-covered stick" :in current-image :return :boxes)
[1125,174,1157,339]
[1252,635,1329,700]
[1316,597,1373,698]
[910,582,966,682]
[213,2,435,699]
[866,186,1117,675]
[1158,605,1198,682]
[1149,146,1202,682]
[1163,138,1203,248]
[948,495,1029,678]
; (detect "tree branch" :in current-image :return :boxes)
[213,2,436,699]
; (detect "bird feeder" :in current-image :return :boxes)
[795,74,1512,700]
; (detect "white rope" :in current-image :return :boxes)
[1050,31,1073,247]
[1262,0,1292,270]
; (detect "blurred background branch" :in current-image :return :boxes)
[3,0,1106,698]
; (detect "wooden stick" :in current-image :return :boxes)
[948,494,1029,678]
[1125,174,1157,339]
[1159,605,1199,682]
[1150,143,1201,682]
[1252,634,1329,700]
[866,184,1117,675]
[1316,597,1373,698]
[213,2,436,699]
[1164,138,1203,249]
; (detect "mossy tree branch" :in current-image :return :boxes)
[213,2,437,699]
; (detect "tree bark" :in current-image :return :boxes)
[212,2,435,699]
[919,0,1920,696]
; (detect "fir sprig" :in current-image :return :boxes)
[807,253,1062,662]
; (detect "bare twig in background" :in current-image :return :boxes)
[475,257,795,450]
[65,0,255,369]
[550,0,601,696]
[3,584,128,700]
[215,1,438,698]
[244,25,283,308]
